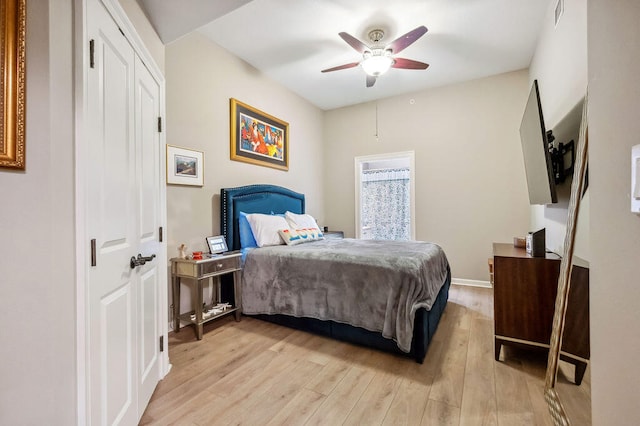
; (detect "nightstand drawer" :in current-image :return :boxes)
[200,256,239,275]
[173,252,241,278]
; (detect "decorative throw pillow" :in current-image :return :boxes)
[284,211,321,231]
[278,227,324,245]
[278,228,304,246]
[246,213,290,247]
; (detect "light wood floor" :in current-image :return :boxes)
[140,285,591,425]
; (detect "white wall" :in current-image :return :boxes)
[165,33,325,311]
[0,0,76,423]
[118,0,165,71]
[324,70,531,281]
[528,0,588,255]
[589,1,640,423]
[530,0,588,128]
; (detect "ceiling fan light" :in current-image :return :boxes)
[361,56,394,76]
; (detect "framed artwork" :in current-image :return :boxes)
[166,145,204,186]
[0,0,26,170]
[230,98,289,171]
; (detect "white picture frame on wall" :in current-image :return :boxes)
[166,145,204,186]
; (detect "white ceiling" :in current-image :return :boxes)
[136,0,551,110]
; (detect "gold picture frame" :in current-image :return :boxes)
[229,98,289,171]
[0,0,26,170]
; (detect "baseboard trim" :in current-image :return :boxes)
[452,278,492,288]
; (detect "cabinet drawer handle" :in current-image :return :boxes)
[217,263,224,269]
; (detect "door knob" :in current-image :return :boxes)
[130,253,156,269]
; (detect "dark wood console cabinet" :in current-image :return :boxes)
[493,243,589,384]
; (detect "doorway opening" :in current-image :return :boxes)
[355,151,415,240]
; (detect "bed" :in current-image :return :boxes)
[220,184,451,363]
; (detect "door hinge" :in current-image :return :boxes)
[90,239,97,266]
[157,116,162,133]
[159,335,164,352]
[159,226,163,242]
[89,39,95,68]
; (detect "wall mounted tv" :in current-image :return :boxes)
[519,80,557,205]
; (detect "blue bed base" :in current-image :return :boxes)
[220,184,449,363]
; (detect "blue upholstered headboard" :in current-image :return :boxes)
[220,184,305,250]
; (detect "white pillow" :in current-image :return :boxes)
[285,211,320,230]
[245,213,290,247]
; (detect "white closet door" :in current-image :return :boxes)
[86,0,162,424]
[133,54,162,415]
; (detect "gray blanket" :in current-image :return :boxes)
[241,238,450,352]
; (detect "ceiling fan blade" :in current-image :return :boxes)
[366,75,377,88]
[386,26,428,54]
[321,62,360,73]
[392,57,430,70]
[339,32,369,54]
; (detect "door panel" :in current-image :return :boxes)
[98,30,135,249]
[87,0,163,424]
[134,56,162,413]
[137,61,159,243]
[139,268,158,383]
[102,283,133,426]
[88,1,137,424]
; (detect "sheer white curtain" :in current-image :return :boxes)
[361,167,411,240]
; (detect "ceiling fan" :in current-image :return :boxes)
[321,25,429,87]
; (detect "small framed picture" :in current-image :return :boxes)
[206,235,229,255]
[166,145,204,186]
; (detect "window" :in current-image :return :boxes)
[355,152,415,240]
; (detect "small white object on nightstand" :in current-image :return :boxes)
[178,243,187,259]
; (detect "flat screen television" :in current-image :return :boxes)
[519,80,557,204]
